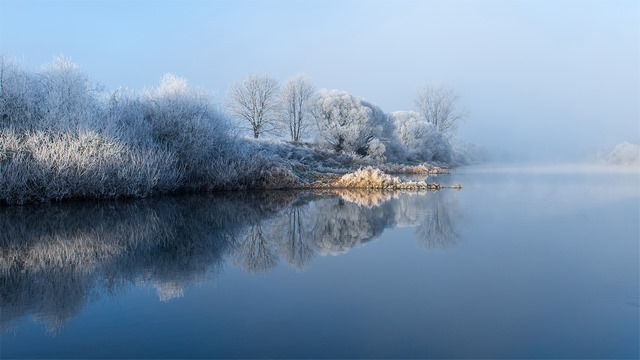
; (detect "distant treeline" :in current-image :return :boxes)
[0,56,479,204]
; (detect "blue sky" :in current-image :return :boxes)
[1,0,638,161]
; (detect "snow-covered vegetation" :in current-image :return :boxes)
[605,142,640,166]
[414,83,465,139]
[280,75,315,143]
[311,89,392,157]
[334,167,439,190]
[389,111,452,163]
[0,57,289,204]
[0,56,472,204]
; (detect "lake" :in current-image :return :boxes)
[1,164,638,359]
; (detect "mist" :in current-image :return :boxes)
[1,0,638,162]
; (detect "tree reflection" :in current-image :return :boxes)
[0,188,461,334]
[273,206,315,270]
[234,224,278,273]
[414,192,460,250]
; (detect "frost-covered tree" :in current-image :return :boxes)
[0,56,101,132]
[142,73,240,189]
[105,88,153,147]
[607,142,640,165]
[311,89,391,156]
[225,74,280,139]
[0,57,37,128]
[39,57,103,130]
[390,111,452,163]
[414,83,465,139]
[280,75,315,143]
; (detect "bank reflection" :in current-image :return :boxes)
[0,189,460,333]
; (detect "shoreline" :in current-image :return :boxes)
[0,162,456,206]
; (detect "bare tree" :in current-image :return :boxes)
[414,83,465,139]
[415,193,460,250]
[225,74,280,138]
[233,224,278,273]
[280,75,315,143]
[271,206,315,269]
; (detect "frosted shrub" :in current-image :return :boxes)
[0,128,178,204]
[335,167,429,190]
[0,57,103,132]
[240,137,357,183]
[105,89,154,147]
[390,111,452,163]
[0,57,104,133]
[378,163,448,175]
[607,142,640,165]
[366,138,386,162]
[312,90,392,156]
[142,74,241,190]
[38,57,103,131]
[0,58,46,130]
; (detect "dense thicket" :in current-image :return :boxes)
[0,57,276,204]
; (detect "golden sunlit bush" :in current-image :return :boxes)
[334,167,433,190]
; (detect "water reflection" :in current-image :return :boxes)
[0,189,460,333]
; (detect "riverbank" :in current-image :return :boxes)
[0,132,453,205]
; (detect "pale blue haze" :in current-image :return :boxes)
[1,0,638,161]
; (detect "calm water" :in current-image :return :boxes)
[1,164,638,359]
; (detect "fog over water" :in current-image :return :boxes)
[1,167,637,358]
[1,0,637,162]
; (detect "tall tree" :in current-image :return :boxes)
[414,83,465,139]
[280,75,315,143]
[225,74,280,138]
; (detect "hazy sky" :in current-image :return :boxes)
[1,0,638,161]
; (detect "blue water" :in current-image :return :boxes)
[1,164,638,358]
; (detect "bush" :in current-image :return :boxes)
[389,111,452,163]
[0,57,268,204]
[141,74,244,190]
[607,142,640,165]
[312,90,392,156]
[0,128,178,204]
[334,167,429,189]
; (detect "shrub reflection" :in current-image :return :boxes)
[0,189,460,333]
